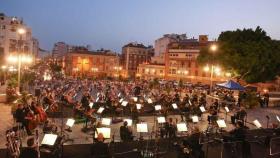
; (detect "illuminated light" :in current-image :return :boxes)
[1,65,7,69]
[263,89,268,93]
[204,66,210,72]
[17,28,26,35]
[184,70,189,75]
[7,55,18,63]
[177,70,181,74]
[210,44,217,52]
[225,72,232,77]
[214,67,221,73]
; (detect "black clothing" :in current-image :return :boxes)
[91,141,110,158]
[120,126,133,141]
[19,147,38,158]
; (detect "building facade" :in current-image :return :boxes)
[121,42,154,78]
[63,49,121,77]
[0,13,39,63]
[138,35,230,84]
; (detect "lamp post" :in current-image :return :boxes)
[204,44,218,93]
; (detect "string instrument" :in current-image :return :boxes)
[26,107,39,131]
[36,105,48,123]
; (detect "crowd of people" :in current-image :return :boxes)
[7,74,279,158]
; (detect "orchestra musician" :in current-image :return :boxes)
[14,104,32,136]
[120,121,133,142]
[90,133,110,158]
[182,127,204,158]
[19,137,38,158]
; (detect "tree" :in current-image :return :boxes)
[197,26,280,83]
[50,63,62,73]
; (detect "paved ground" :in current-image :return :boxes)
[1,102,280,149]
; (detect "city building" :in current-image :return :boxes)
[152,34,188,64]
[138,35,230,84]
[121,42,154,78]
[63,48,121,77]
[0,13,39,63]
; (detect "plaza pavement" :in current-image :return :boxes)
[0,103,280,149]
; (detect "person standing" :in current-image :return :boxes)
[91,133,110,158]
[19,138,38,158]
[120,121,133,142]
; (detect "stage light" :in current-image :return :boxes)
[147,98,153,104]
[192,116,199,123]
[95,128,111,139]
[172,103,178,109]
[66,118,75,127]
[157,117,166,123]
[276,115,280,123]
[89,102,94,108]
[136,123,148,133]
[216,119,227,128]
[225,107,230,113]
[177,123,188,132]
[136,103,142,110]
[253,120,262,128]
[155,105,162,111]
[132,97,138,102]
[121,101,128,107]
[124,119,132,126]
[41,134,58,146]
[199,106,206,112]
[101,118,111,126]
[119,98,124,103]
[97,107,105,114]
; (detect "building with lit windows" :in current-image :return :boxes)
[0,13,39,63]
[121,42,154,78]
[63,49,121,77]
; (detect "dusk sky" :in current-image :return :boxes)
[1,0,280,52]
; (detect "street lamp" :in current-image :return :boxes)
[7,54,32,93]
[204,65,221,93]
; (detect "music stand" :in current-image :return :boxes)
[89,102,94,108]
[136,104,142,110]
[42,134,58,146]
[119,98,124,103]
[121,101,128,107]
[155,105,162,111]
[101,118,112,126]
[137,123,148,140]
[224,107,229,122]
[177,123,188,132]
[276,115,280,123]
[192,116,199,123]
[157,117,166,123]
[95,128,111,139]
[200,106,206,113]
[147,98,153,104]
[132,97,138,102]
[97,107,105,114]
[253,120,262,128]
[172,103,178,109]
[124,119,133,126]
[216,119,227,128]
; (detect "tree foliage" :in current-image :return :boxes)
[50,63,62,73]
[197,26,280,83]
